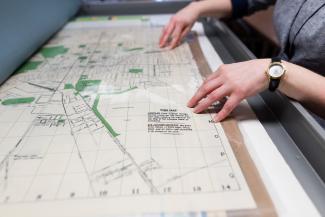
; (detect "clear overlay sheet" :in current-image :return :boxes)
[0,18,257,216]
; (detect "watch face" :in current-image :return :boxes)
[269,64,284,78]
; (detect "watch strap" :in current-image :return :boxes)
[269,78,280,92]
[272,56,281,62]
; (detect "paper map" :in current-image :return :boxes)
[0,20,256,216]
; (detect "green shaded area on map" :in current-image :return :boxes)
[110,16,149,22]
[58,119,65,123]
[57,116,66,125]
[75,75,101,93]
[75,15,149,22]
[41,46,69,58]
[16,61,43,74]
[129,68,143,74]
[79,44,86,48]
[78,56,88,61]
[92,95,120,137]
[75,16,108,22]
[2,97,35,106]
[64,83,74,89]
[125,47,144,52]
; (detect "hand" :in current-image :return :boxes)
[187,59,270,121]
[159,2,200,49]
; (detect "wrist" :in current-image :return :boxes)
[189,1,204,18]
[277,61,288,92]
[258,59,271,91]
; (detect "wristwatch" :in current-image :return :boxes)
[266,57,286,92]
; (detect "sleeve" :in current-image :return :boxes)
[231,0,276,18]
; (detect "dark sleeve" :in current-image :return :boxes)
[231,0,276,18]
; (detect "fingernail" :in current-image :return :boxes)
[193,107,199,113]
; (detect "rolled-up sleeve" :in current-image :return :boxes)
[231,0,276,18]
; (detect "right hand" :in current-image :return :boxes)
[187,59,270,122]
[159,3,200,49]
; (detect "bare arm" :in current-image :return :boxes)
[193,0,233,18]
[279,62,325,118]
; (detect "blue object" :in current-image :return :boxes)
[0,0,81,84]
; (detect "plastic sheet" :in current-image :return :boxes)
[0,0,80,84]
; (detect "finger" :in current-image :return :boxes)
[159,25,169,46]
[159,21,176,48]
[187,78,223,108]
[214,95,241,122]
[192,86,229,114]
[159,26,168,45]
[179,26,191,44]
[169,25,183,49]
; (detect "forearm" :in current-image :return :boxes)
[190,0,233,18]
[279,61,325,117]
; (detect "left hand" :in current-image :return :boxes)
[187,59,270,121]
[159,3,199,49]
